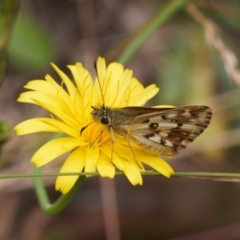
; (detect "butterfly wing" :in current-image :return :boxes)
[119,106,212,157]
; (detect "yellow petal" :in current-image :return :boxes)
[135,151,174,177]
[39,118,79,136]
[68,63,94,121]
[56,147,85,194]
[45,75,78,112]
[103,62,124,106]
[51,63,78,100]
[14,118,79,136]
[97,152,115,178]
[84,147,99,173]
[96,57,107,84]
[14,118,59,135]
[31,137,80,167]
[18,90,77,121]
[99,144,125,170]
[92,57,107,106]
[112,154,125,171]
[24,80,56,95]
[129,83,159,106]
[123,161,143,185]
[113,69,133,107]
[32,98,78,128]
[17,91,58,105]
[62,137,88,149]
[68,63,92,95]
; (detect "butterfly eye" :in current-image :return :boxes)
[101,116,109,124]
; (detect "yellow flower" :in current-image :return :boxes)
[14,57,174,194]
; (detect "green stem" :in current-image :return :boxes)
[33,167,85,215]
[1,171,240,179]
[173,171,240,180]
[111,0,191,65]
[0,0,20,87]
[174,172,236,177]
[0,121,11,143]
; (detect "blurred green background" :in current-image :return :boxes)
[1,0,240,239]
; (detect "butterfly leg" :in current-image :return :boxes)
[109,126,115,162]
[126,131,144,170]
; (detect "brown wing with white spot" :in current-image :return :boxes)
[121,106,212,157]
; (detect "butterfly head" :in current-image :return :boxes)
[91,106,112,125]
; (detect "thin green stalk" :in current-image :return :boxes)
[33,167,85,215]
[109,0,191,65]
[1,171,240,180]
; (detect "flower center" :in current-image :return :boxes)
[81,121,110,147]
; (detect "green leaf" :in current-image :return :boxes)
[0,121,11,144]
[7,12,58,72]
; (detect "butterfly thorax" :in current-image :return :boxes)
[91,105,132,129]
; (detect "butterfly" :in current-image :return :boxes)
[91,105,212,157]
[81,60,212,158]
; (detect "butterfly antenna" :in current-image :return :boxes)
[94,60,105,107]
